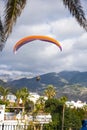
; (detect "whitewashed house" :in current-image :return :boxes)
[6,93,16,103]
[66,100,86,108]
[29,92,40,104]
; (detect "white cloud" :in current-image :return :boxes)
[0,0,87,76]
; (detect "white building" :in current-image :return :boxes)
[35,114,52,123]
[66,100,86,108]
[29,92,40,104]
[0,93,16,103]
[6,93,16,103]
[0,92,52,128]
[29,92,48,104]
[0,105,5,121]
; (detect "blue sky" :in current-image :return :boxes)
[0,0,87,77]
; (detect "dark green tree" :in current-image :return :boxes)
[15,87,29,113]
[45,98,62,127]
[0,86,10,102]
[45,96,85,129]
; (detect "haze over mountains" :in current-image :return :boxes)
[0,71,87,101]
[0,70,34,82]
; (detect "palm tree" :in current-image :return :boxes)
[63,0,87,31]
[0,0,27,50]
[15,87,29,113]
[19,87,29,107]
[44,85,56,99]
[35,96,46,113]
[0,0,87,50]
[0,18,5,50]
[59,96,68,130]
[4,0,27,39]
[0,86,10,102]
[15,89,21,106]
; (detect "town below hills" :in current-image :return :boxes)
[0,70,87,102]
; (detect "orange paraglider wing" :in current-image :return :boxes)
[13,35,62,53]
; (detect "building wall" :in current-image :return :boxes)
[0,105,5,121]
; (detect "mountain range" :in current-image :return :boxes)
[0,71,87,101]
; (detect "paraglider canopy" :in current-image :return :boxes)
[13,35,62,53]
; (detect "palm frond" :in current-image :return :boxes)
[0,18,6,51]
[63,0,87,31]
[4,0,27,39]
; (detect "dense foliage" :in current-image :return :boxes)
[0,86,87,129]
[44,98,86,129]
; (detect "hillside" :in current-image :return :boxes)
[0,71,87,101]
